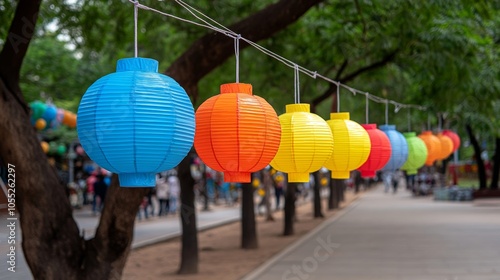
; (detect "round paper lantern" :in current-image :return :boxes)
[379,125,408,171]
[400,132,428,175]
[76,146,84,156]
[77,57,195,187]
[357,124,392,178]
[42,105,57,123]
[194,83,281,183]
[418,131,441,166]
[35,118,46,130]
[40,141,49,154]
[324,112,371,179]
[30,101,47,120]
[270,104,333,182]
[443,130,461,152]
[436,133,453,160]
[57,144,67,155]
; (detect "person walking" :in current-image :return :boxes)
[168,170,180,214]
[93,174,108,214]
[156,174,170,216]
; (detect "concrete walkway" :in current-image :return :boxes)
[244,187,500,280]
[0,205,240,280]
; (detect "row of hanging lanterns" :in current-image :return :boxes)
[76,59,461,187]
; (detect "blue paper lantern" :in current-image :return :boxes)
[42,105,57,124]
[77,57,195,187]
[380,124,408,171]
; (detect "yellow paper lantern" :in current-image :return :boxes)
[324,113,371,179]
[270,104,333,182]
[436,133,453,160]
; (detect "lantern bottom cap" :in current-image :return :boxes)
[287,173,311,183]
[119,172,156,187]
[360,170,376,178]
[224,172,251,183]
[331,171,350,179]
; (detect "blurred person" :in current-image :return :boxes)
[156,174,170,216]
[93,174,107,214]
[382,170,393,193]
[168,170,180,214]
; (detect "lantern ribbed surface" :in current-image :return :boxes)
[418,131,442,166]
[270,104,333,182]
[357,124,392,178]
[324,112,371,179]
[401,132,428,175]
[380,124,408,171]
[194,83,281,183]
[77,57,195,187]
[436,133,454,160]
[443,130,461,152]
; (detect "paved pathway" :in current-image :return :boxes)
[0,205,240,280]
[244,187,500,280]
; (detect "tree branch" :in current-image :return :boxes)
[166,0,326,103]
[0,0,41,109]
[311,49,399,111]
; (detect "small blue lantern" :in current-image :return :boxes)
[77,57,195,187]
[380,124,408,171]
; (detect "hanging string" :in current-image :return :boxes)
[129,0,429,111]
[234,34,241,83]
[385,100,389,125]
[407,108,411,132]
[336,82,340,112]
[134,0,139,57]
[365,93,369,124]
[294,64,300,104]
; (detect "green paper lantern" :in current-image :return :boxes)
[30,101,47,121]
[57,145,67,155]
[400,132,428,175]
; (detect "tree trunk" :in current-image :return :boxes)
[283,182,297,236]
[178,150,199,274]
[241,182,258,249]
[261,169,274,221]
[82,175,149,279]
[490,137,500,190]
[338,179,345,203]
[328,177,336,210]
[465,124,487,190]
[313,171,324,218]
[1,2,149,279]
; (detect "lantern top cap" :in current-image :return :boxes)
[404,132,417,138]
[361,123,377,130]
[220,83,253,95]
[329,112,350,120]
[421,130,433,135]
[286,104,310,113]
[379,124,396,130]
[116,57,159,73]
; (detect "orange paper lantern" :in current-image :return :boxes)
[35,118,46,130]
[194,83,281,182]
[418,131,441,166]
[436,133,453,160]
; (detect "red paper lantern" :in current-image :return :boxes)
[194,83,281,182]
[418,131,441,166]
[357,124,392,178]
[442,130,461,152]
